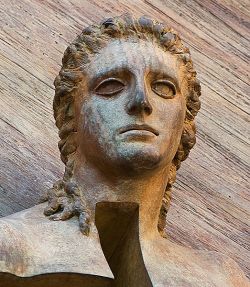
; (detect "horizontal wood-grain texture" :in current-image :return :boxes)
[0,0,249,278]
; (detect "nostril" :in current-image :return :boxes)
[140,98,153,115]
[127,105,137,115]
[144,105,152,115]
[127,102,152,115]
[126,90,153,115]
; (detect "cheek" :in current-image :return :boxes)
[80,98,116,144]
[157,97,186,159]
[173,101,186,133]
[159,98,185,132]
[82,106,101,140]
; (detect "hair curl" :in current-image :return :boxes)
[43,13,201,236]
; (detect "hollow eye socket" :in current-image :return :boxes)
[151,80,176,99]
[95,78,125,96]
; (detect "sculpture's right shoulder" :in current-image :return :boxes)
[0,203,49,276]
[0,217,32,276]
[0,203,114,280]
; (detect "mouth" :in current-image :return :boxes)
[118,124,159,136]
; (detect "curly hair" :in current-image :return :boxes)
[43,13,201,236]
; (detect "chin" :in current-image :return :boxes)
[115,143,164,174]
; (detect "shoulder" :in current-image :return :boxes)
[0,204,114,278]
[0,216,32,276]
[166,239,249,286]
[198,251,250,287]
[151,238,249,287]
[0,203,54,276]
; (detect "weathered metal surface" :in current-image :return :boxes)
[0,0,249,280]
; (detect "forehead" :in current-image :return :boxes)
[85,39,181,82]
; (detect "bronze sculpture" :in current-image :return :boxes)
[0,14,249,287]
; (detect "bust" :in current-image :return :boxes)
[0,14,249,287]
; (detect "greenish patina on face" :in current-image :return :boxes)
[77,40,186,177]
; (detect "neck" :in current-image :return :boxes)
[73,158,170,239]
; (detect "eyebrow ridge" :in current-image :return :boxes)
[89,65,179,90]
[92,65,129,80]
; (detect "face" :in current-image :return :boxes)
[75,39,186,176]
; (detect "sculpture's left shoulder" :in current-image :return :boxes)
[142,237,249,287]
[205,251,250,287]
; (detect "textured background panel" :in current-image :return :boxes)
[0,0,249,277]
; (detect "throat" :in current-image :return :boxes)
[73,160,170,238]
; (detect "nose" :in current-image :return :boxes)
[126,85,153,116]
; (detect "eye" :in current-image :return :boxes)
[94,78,125,96]
[151,80,176,99]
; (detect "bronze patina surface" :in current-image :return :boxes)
[0,14,249,287]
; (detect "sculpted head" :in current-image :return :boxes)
[44,14,201,235]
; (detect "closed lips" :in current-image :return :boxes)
[119,124,159,136]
